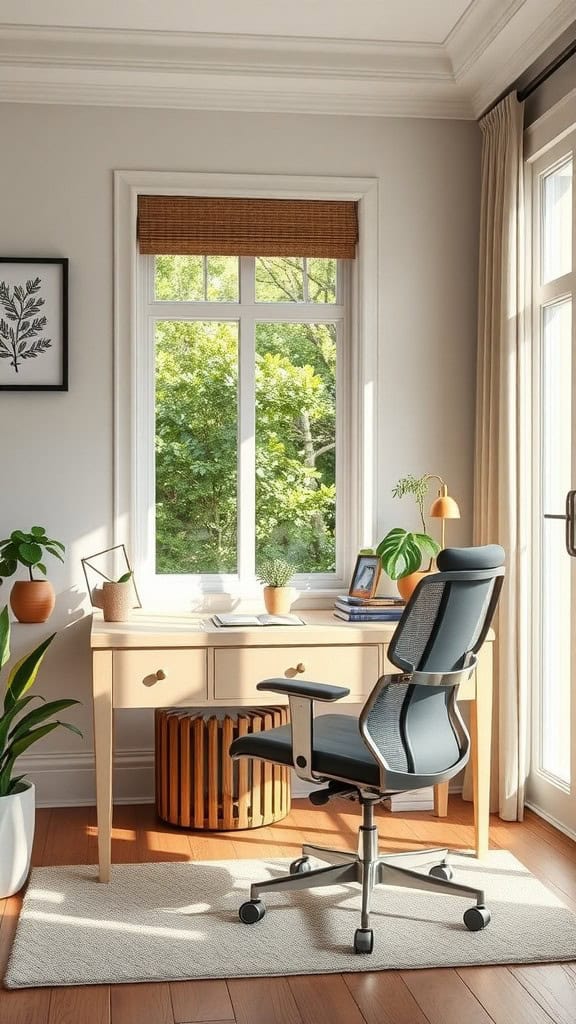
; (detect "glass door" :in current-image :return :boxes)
[529,132,576,833]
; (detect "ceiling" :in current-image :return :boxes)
[0,0,574,118]
[0,0,476,42]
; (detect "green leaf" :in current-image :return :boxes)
[376,528,423,580]
[43,545,65,563]
[7,774,27,795]
[10,530,27,543]
[9,721,59,759]
[413,533,441,558]
[0,605,9,670]
[8,699,81,744]
[0,558,17,580]
[4,633,56,712]
[31,526,46,536]
[0,695,38,755]
[36,562,47,576]
[116,571,132,584]
[17,541,42,566]
[45,539,65,552]
[57,721,83,740]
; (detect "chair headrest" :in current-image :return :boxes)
[436,544,505,573]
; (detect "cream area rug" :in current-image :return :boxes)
[5,851,576,988]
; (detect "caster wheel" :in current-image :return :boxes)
[463,905,491,931]
[290,857,311,875]
[239,900,266,924]
[353,928,374,954]
[429,863,453,881]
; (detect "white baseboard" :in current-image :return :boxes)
[19,749,461,812]
[18,749,155,807]
[524,800,576,843]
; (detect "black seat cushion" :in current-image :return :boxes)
[230,715,382,787]
[230,713,455,791]
[230,713,467,791]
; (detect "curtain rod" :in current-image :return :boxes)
[517,36,576,101]
[480,33,576,118]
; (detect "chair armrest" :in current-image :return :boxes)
[256,678,348,784]
[256,678,350,702]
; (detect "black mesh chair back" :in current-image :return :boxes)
[360,545,505,784]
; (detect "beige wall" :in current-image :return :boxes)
[0,103,481,803]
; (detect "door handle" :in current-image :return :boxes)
[544,489,576,556]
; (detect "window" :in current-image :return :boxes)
[115,172,378,603]
[526,126,576,831]
[148,254,346,584]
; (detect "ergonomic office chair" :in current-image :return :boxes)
[230,545,505,954]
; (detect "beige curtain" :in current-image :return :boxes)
[469,92,530,820]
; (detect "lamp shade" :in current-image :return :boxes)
[430,494,460,519]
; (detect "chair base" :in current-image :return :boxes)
[239,800,490,952]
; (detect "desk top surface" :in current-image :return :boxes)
[91,610,495,650]
[91,609,402,649]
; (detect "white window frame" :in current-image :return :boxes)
[525,95,576,825]
[114,171,378,607]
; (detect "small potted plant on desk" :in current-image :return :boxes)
[0,527,65,623]
[0,606,82,897]
[257,559,297,615]
[377,475,441,601]
[100,571,134,623]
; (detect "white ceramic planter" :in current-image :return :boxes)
[0,781,35,898]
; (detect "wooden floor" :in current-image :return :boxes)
[1,797,576,1024]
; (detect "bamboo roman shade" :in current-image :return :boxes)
[137,195,358,258]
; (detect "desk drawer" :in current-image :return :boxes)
[214,645,379,702]
[113,649,208,708]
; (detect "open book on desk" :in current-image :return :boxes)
[212,613,304,627]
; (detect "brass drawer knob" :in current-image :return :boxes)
[155,669,167,681]
[296,663,306,674]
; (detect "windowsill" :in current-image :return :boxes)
[135,583,345,614]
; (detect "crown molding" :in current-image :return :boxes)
[0,6,572,120]
[445,0,526,79]
[0,80,473,119]
[0,26,472,118]
[469,0,576,116]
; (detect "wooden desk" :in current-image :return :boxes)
[91,610,493,881]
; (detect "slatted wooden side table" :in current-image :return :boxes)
[155,706,291,830]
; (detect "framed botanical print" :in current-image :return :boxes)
[0,257,68,391]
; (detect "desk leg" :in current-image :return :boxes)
[93,650,113,882]
[470,646,493,859]
[433,782,449,817]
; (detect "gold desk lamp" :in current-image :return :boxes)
[426,475,460,551]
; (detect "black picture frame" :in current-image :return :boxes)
[348,554,382,600]
[0,257,68,391]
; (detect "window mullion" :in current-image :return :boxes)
[237,312,256,583]
[240,256,255,303]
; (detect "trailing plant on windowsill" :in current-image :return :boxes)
[0,606,82,797]
[376,475,440,580]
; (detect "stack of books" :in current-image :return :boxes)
[333,595,405,622]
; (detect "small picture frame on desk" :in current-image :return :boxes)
[348,554,381,600]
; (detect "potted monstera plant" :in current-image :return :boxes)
[0,527,65,623]
[0,606,81,896]
[377,475,440,600]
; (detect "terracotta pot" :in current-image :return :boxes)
[10,580,55,623]
[102,581,133,622]
[397,569,435,602]
[263,586,295,615]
